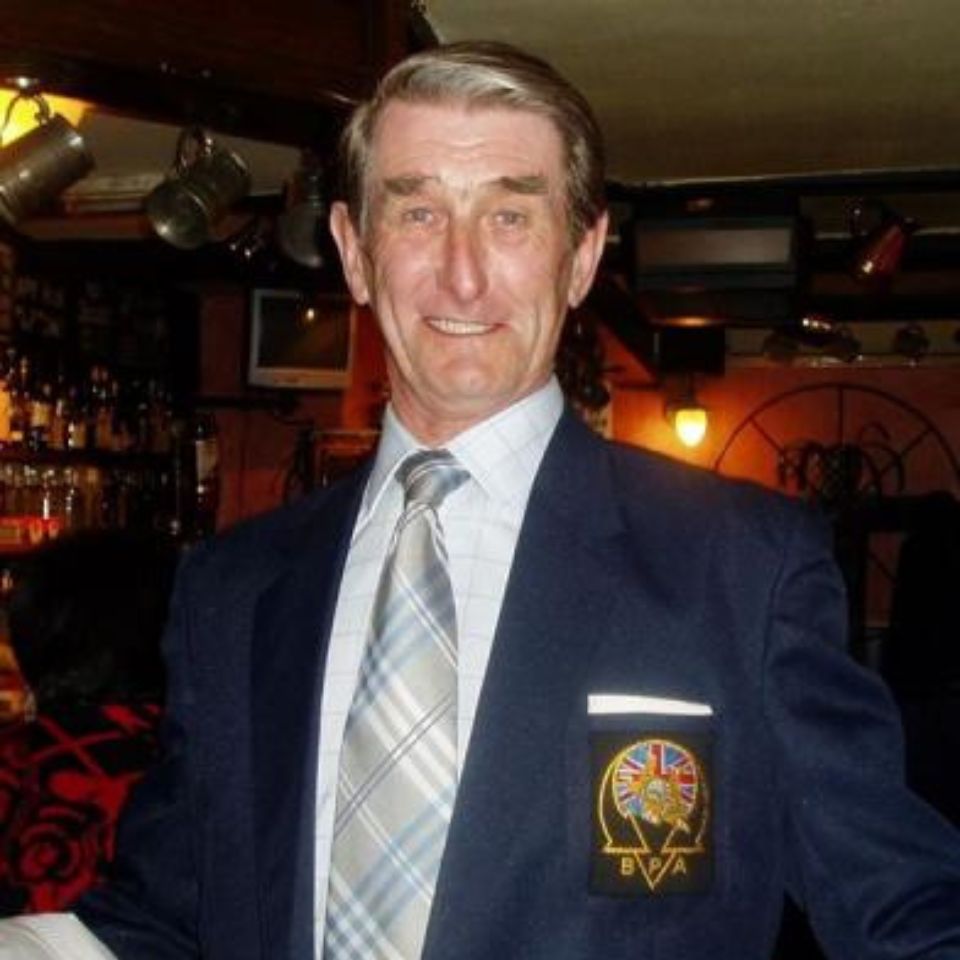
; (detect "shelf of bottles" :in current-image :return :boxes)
[0,346,180,553]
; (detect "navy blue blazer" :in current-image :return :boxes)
[78,410,960,959]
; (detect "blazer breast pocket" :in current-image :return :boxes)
[586,695,715,898]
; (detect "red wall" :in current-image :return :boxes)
[614,362,960,498]
[606,339,960,630]
[199,292,385,530]
[200,293,960,551]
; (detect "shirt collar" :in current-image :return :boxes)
[447,378,563,504]
[359,377,564,524]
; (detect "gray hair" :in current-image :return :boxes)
[338,40,607,244]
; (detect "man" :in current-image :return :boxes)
[3,39,960,960]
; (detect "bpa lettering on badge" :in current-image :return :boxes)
[588,695,713,896]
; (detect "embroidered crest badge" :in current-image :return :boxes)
[591,733,711,895]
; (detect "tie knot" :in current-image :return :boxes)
[398,449,469,508]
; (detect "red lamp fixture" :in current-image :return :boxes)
[850,198,917,287]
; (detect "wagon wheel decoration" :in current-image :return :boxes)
[713,382,960,657]
[714,382,960,503]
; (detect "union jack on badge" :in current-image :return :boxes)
[590,732,711,895]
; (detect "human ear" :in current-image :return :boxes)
[329,201,371,306]
[567,210,609,308]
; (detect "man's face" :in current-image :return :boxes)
[331,100,607,443]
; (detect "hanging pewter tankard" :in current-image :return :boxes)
[276,150,326,268]
[0,92,94,225]
[146,127,250,250]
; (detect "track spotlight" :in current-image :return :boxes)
[795,314,860,364]
[823,324,862,364]
[798,312,846,346]
[850,198,916,286]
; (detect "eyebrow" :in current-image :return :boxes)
[380,173,550,198]
[497,174,549,195]
[382,176,433,197]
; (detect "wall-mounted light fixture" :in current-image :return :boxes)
[673,403,709,448]
[145,126,250,250]
[665,376,709,448]
[0,82,94,225]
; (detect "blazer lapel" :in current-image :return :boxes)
[249,471,367,960]
[424,413,632,958]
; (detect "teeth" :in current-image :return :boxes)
[427,316,494,335]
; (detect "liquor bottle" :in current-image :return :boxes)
[165,418,187,540]
[27,379,53,451]
[80,467,101,528]
[131,379,150,452]
[97,469,118,529]
[49,392,66,451]
[112,374,127,452]
[65,385,89,451]
[48,368,70,451]
[7,354,28,448]
[191,413,220,538]
[61,467,84,532]
[0,351,11,447]
[92,366,114,451]
[148,380,173,454]
[39,467,58,521]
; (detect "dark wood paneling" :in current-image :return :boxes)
[0,0,407,145]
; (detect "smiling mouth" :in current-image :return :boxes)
[426,316,498,336]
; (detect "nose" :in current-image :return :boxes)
[438,220,487,302]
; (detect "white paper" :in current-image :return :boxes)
[0,914,119,960]
[588,694,713,716]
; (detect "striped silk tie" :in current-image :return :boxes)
[325,449,469,960]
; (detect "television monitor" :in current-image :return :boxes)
[247,288,354,390]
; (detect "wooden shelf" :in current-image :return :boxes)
[0,446,171,470]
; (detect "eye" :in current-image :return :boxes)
[493,209,528,229]
[400,206,436,226]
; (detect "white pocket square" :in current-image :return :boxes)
[588,694,713,716]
